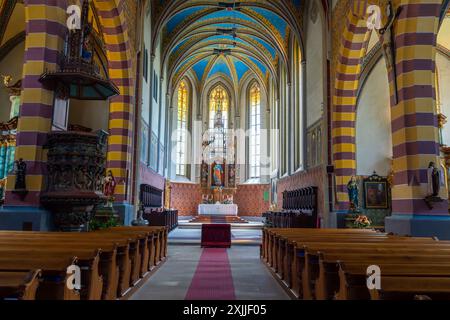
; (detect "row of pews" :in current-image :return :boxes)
[0,226,168,300]
[144,209,178,232]
[264,186,319,228]
[262,228,450,300]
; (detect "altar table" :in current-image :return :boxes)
[198,204,238,216]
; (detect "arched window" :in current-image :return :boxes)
[176,81,189,176]
[208,85,229,159]
[249,83,261,179]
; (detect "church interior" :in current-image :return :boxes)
[1,0,450,302]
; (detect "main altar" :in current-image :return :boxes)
[198,86,238,216]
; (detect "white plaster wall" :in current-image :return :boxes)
[0,41,25,122]
[367,30,379,52]
[438,53,450,146]
[356,60,392,176]
[306,2,325,126]
[438,18,450,50]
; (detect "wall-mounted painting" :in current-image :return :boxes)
[363,172,389,209]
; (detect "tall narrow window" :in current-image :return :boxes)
[176,81,188,176]
[209,85,229,159]
[249,83,261,178]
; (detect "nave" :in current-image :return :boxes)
[1,0,450,304]
[131,244,289,300]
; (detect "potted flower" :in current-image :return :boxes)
[353,215,372,229]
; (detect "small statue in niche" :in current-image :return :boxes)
[347,176,359,211]
[14,158,27,191]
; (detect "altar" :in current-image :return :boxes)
[198,204,238,216]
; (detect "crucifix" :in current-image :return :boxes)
[378,1,402,105]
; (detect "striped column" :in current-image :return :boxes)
[5,0,67,206]
[390,0,447,215]
[332,1,370,210]
[94,0,134,203]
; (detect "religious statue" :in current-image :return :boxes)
[103,170,116,207]
[0,178,6,204]
[213,162,224,186]
[228,164,236,187]
[14,158,27,191]
[378,1,402,105]
[131,202,149,226]
[347,176,359,211]
[201,161,209,188]
[427,162,441,197]
[81,36,93,62]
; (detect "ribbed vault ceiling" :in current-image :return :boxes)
[152,0,305,92]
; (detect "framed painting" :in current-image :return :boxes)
[363,172,389,209]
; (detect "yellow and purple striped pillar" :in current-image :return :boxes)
[5,0,68,206]
[389,0,447,215]
[332,1,371,210]
[94,0,134,204]
[5,0,134,208]
[333,0,449,237]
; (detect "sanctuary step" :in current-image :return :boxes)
[189,215,249,224]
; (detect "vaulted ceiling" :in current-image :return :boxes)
[151,0,306,92]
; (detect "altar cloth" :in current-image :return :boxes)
[198,204,238,216]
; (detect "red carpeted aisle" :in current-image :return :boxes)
[185,248,236,300]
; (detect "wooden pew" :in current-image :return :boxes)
[0,256,80,300]
[0,247,103,300]
[0,270,41,300]
[337,262,450,300]
[370,276,450,300]
[263,228,450,300]
[0,232,133,297]
[0,228,167,300]
[313,252,450,300]
[108,226,168,270]
[261,228,446,299]
[0,239,120,300]
[296,239,442,299]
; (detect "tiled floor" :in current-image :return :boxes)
[130,244,290,300]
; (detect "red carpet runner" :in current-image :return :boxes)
[185,248,236,300]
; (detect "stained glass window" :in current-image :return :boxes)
[176,81,189,176]
[209,86,229,159]
[249,83,261,178]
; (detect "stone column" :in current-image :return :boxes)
[385,0,450,239]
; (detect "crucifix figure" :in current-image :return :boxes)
[378,1,402,105]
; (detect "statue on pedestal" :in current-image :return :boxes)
[427,162,441,197]
[213,162,224,187]
[345,176,361,228]
[425,161,444,209]
[347,176,359,212]
[103,170,116,207]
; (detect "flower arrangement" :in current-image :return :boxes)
[353,215,372,229]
